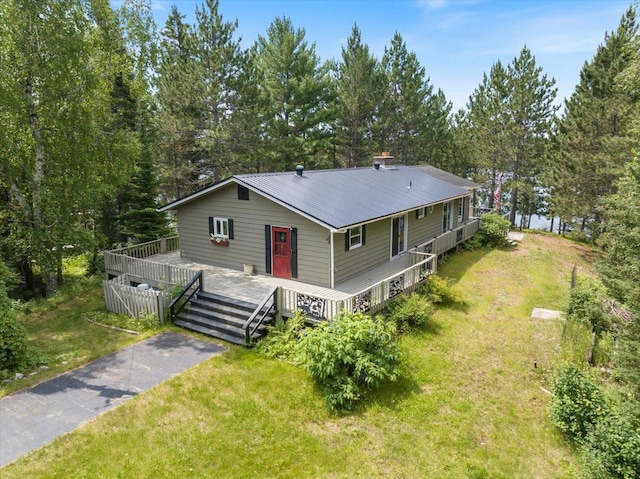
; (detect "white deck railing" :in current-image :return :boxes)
[277,254,436,321]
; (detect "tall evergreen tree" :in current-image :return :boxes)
[463,61,512,209]
[377,32,431,163]
[463,48,557,220]
[548,6,639,238]
[333,24,384,167]
[254,17,335,172]
[504,46,558,225]
[155,0,243,199]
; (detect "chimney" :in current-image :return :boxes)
[295,165,304,176]
[373,152,394,168]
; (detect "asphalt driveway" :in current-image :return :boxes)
[0,332,226,468]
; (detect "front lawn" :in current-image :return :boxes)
[1,233,592,477]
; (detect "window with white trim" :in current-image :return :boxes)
[458,199,464,224]
[417,207,425,219]
[442,202,452,233]
[209,217,234,239]
[348,225,363,250]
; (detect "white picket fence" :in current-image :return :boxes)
[103,275,172,321]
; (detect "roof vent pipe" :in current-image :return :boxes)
[374,161,381,170]
[295,165,304,176]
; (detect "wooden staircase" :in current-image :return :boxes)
[173,291,275,346]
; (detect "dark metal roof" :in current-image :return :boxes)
[234,165,469,230]
[160,165,472,230]
[411,165,480,190]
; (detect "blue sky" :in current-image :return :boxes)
[149,0,631,111]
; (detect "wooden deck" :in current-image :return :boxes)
[103,231,471,322]
[144,250,427,300]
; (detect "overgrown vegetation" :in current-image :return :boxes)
[420,274,464,305]
[299,312,402,411]
[551,271,640,478]
[474,213,511,247]
[258,311,402,411]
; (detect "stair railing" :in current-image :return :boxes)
[243,286,278,345]
[169,270,203,320]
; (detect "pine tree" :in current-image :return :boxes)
[504,46,558,225]
[377,33,431,163]
[155,1,244,200]
[549,6,638,238]
[333,24,384,167]
[463,48,557,220]
[254,17,335,172]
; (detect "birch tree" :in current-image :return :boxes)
[0,0,138,295]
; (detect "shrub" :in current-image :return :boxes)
[255,311,306,361]
[421,275,463,305]
[568,276,610,333]
[476,213,510,247]
[297,311,402,411]
[0,290,44,379]
[549,365,608,442]
[386,293,434,333]
[582,402,640,479]
[614,317,640,400]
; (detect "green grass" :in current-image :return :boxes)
[1,262,161,397]
[1,234,595,477]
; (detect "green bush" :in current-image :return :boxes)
[297,311,402,411]
[568,276,610,333]
[549,365,608,442]
[582,402,640,479]
[421,275,463,305]
[255,311,306,361]
[386,293,434,333]
[592,331,614,366]
[476,213,510,247]
[0,291,44,379]
[613,317,640,400]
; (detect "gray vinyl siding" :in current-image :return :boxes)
[175,183,331,287]
[334,220,390,284]
[408,204,445,247]
[334,195,472,285]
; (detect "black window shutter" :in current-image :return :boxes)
[362,225,366,246]
[228,219,234,239]
[264,225,271,274]
[345,230,350,251]
[237,184,249,200]
[209,217,214,235]
[416,209,420,219]
[290,227,298,278]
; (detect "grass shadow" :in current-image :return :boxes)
[436,247,493,283]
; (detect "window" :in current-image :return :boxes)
[442,202,452,233]
[458,199,464,223]
[346,225,365,251]
[237,184,250,200]
[209,217,234,239]
[416,207,425,219]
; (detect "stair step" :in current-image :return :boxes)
[177,312,251,338]
[195,291,259,313]
[174,319,248,346]
[188,300,268,321]
[183,306,247,328]
[172,290,274,346]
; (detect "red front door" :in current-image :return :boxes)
[272,227,291,279]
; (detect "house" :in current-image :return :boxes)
[158,156,480,291]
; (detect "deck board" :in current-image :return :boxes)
[146,251,419,302]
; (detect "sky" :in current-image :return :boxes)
[148,0,632,112]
